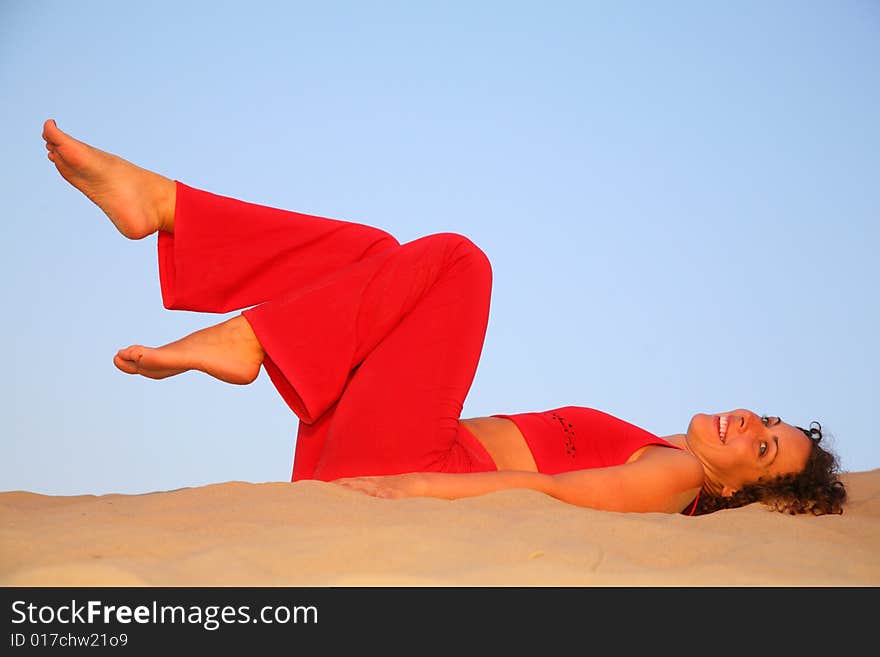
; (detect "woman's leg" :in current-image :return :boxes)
[42,119,400,314]
[158,182,398,313]
[45,119,493,475]
[310,233,496,480]
[114,231,495,477]
[240,232,495,480]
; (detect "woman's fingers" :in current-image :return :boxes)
[334,477,382,496]
[333,476,403,498]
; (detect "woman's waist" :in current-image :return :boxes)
[458,417,538,472]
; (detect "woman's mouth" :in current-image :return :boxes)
[717,415,729,443]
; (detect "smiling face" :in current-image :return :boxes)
[685,409,813,497]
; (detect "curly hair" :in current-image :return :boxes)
[693,421,847,516]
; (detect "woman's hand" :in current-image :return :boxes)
[332,473,425,499]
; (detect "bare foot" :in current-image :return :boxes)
[42,118,176,239]
[114,316,265,385]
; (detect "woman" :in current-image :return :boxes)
[42,119,846,516]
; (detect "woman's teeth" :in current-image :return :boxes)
[719,415,728,442]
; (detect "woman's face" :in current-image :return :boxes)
[686,409,813,497]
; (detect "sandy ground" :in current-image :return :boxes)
[2,470,878,586]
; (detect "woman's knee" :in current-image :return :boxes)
[425,232,493,282]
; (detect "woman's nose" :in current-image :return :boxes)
[738,410,762,433]
[733,411,751,432]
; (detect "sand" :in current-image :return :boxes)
[1,470,878,586]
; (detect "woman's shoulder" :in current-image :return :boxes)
[625,447,704,513]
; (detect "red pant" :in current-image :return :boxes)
[158,182,497,481]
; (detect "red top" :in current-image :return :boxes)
[491,406,700,515]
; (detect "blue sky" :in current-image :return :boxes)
[2,1,877,496]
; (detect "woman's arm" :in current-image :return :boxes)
[544,448,704,513]
[334,469,553,500]
[334,448,704,514]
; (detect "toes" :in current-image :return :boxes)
[116,346,145,364]
[42,118,60,144]
[121,345,144,358]
[113,353,139,375]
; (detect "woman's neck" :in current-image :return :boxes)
[660,433,722,496]
[660,433,687,448]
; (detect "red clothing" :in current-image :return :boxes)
[493,407,700,515]
[492,407,679,474]
[159,182,496,482]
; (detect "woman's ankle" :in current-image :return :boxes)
[158,177,177,234]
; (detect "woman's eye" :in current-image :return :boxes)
[759,441,768,457]
[761,415,770,426]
